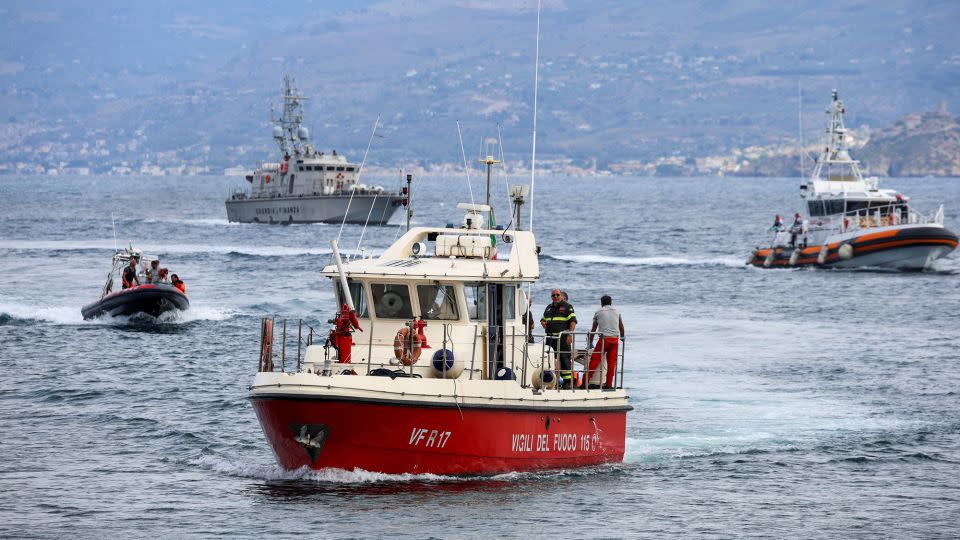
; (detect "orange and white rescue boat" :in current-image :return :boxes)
[749,91,957,270]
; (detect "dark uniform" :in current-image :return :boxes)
[541,300,577,386]
[122,264,138,289]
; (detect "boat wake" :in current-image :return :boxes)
[0,302,85,326]
[190,454,624,484]
[546,253,744,268]
[0,239,337,258]
[0,301,235,326]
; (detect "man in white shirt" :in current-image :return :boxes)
[587,295,624,389]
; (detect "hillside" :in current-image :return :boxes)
[858,109,960,176]
[735,107,960,178]
[2,0,959,174]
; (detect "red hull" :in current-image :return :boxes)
[251,397,628,475]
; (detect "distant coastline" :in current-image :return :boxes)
[4,109,958,179]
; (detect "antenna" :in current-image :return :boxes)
[111,212,118,252]
[798,82,805,179]
[528,0,542,233]
[496,123,516,231]
[478,137,501,230]
[456,121,476,207]
[336,114,381,245]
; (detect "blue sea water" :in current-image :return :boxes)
[1,174,959,538]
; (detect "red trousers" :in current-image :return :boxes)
[587,336,619,387]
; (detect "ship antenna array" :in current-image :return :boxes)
[478,135,501,230]
[496,123,519,231]
[798,82,805,179]
[456,121,476,207]
[528,0,542,233]
[524,0,542,324]
[337,114,381,247]
[111,212,118,252]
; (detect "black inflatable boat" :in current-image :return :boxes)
[81,284,190,320]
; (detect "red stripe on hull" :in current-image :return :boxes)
[252,398,627,475]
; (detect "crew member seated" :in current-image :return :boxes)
[171,274,187,295]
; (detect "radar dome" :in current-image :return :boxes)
[272,126,283,138]
[297,127,310,140]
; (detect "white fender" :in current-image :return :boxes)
[838,243,854,260]
[817,244,829,265]
[763,250,775,268]
[789,249,800,266]
[532,367,557,390]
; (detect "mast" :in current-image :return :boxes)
[811,89,862,182]
[478,139,501,229]
[528,0,542,233]
[271,76,310,156]
[798,82,805,179]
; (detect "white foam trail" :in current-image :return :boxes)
[0,300,235,325]
[175,304,236,322]
[552,253,744,268]
[0,301,85,325]
[0,239,335,257]
[191,455,462,483]
[191,455,611,483]
[141,217,238,226]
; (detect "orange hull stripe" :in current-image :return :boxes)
[854,238,958,254]
[854,230,900,243]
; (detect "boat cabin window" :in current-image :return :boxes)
[346,167,355,172]
[808,200,845,217]
[463,284,517,320]
[465,283,486,320]
[327,166,335,171]
[336,166,345,171]
[503,285,517,320]
[416,284,459,320]
[371,283,413,319]
[335,280,368,318]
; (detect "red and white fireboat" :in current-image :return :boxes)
[249,192,631,475]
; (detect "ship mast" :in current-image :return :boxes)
[478,138,501,229]
[811,89,862,182]
[271,76,310,156]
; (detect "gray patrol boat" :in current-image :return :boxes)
[226,76,402,225]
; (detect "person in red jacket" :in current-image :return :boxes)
[171,274,187,295]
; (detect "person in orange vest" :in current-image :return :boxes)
[171,274,187,295]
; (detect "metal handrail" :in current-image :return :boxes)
[258,318,627,391]
[552,329,625,391]
[765,202,944,246]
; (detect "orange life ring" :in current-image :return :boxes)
[393,327,422,366]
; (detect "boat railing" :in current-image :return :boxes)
[257,317,318,373]
[766,202,943,245]
[257,318,626,390]
[552,330,626,391]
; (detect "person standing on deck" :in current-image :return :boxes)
[587,295,625,389]
[541,289,577,389]
[121,257,140,289]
